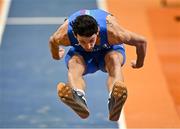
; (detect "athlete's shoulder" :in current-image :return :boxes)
[106,15,126,44]
[106,14,118,23]
[52,20,70,46]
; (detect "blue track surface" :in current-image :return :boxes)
[0,0,118,128]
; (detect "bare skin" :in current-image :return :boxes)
[49,14,147,93]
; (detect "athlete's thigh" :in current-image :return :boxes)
[65,48,98,75]
[98,47,126,72]
[68,54,86,75]
[65,48,86,75]
[105,51,124,65]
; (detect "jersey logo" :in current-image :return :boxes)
[80,9,90,15]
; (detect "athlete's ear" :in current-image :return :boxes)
[72,31,77,38]
[97,26,100,35]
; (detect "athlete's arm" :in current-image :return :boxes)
[49,20,70,60]
[106,15,147,68]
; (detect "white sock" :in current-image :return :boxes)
[74,88,85,96]
[74,88,87,103]
[108,91,112,99]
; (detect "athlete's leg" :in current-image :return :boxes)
[105,51,124,92]
[57,54,89,119]
[68,54,86,91]
[104,51,127,121]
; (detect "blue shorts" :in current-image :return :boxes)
[65,45,126,75]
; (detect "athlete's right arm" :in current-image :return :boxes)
[49,20,70,60]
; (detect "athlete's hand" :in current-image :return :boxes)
[59,47,65,59]
[131,60,143,69]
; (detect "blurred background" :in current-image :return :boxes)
[0,0,180,128]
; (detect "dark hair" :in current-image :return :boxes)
[70,15,98,37]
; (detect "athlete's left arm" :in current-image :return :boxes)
[107,15,147,68]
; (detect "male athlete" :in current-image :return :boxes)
[49,9,147,121]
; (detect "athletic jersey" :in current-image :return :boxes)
[67,9,124,52]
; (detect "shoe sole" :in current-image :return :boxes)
[57,82,89,119]
[109,81,127,121]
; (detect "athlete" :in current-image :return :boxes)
[49,9,147,121]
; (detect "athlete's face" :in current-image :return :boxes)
[76,34,98,52]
